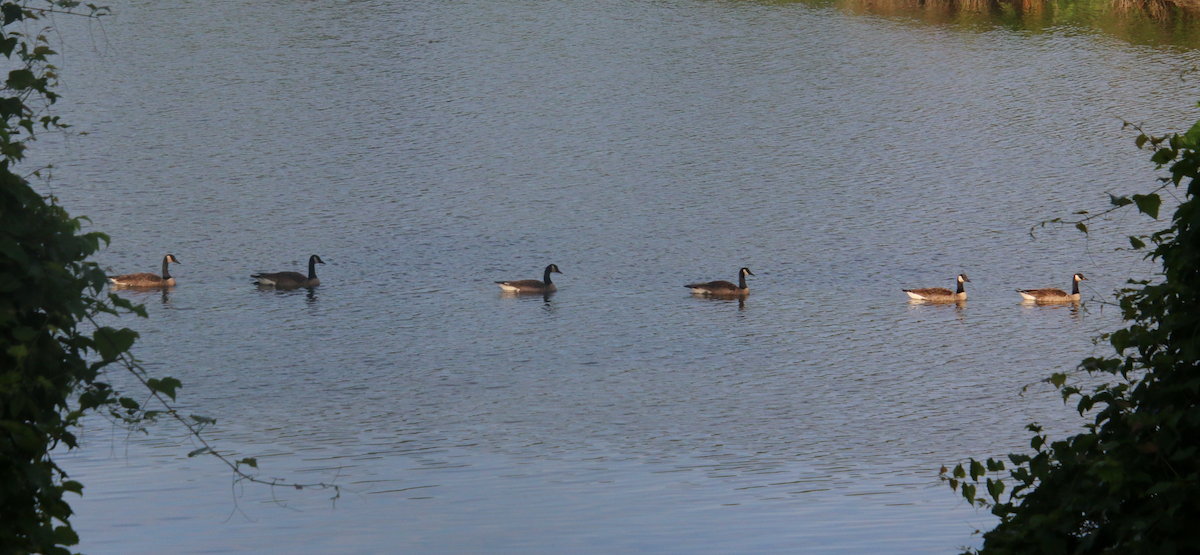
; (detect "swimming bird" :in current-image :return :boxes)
[496,264,562,293]
[686,267,754,296]
[1018,273,1087,302]
[903,273,969,301]
[252,255,325,288]
[109,254,181,287]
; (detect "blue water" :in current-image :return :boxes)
[36,0,1200,552]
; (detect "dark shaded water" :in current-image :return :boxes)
[35,0,1200,552]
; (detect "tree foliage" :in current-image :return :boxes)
[0,5,343,551]
[0,2,157,554]
[946,115,1200,553]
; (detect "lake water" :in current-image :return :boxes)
[34,0,1200,553]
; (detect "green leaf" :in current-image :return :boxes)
[1110,329,1132,352]
[1184,120,1200,148]
[1,3,23,26]
[146,377,182,400]
[1151,147,1177,165]
[1129,236,1146,249]
[1133,193,1161,219]
[970,460,986,480]
[92,327,137,361]
[1136,134,1148,149]
[237,457,258,469]
[7,344,28,359]
[987,477,1005,501]
[12,325,37,342]
[187,447,212,457]
[0,421,40,450]
[1075,222,1088,234]
[1109,194,1134,207]
[118,397,139,411]
[108,294,148,317]
[5,68,37,90]
[78,387,112,411]
[53,525,79,547]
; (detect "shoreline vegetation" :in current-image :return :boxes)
[836,0,1195,17]
[780,0,1200,48]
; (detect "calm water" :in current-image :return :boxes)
[34,0,1200,553]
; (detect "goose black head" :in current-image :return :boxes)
[1074,273,1087,281]
[740,267,755,276]
[547,264,562,274]
[311,255,326,265]
[165,254,181,264]
[958,273,970,283]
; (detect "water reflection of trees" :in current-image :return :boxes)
[831,0,1191,17]
[779,0,1200,47]
[1114,0,1184,20]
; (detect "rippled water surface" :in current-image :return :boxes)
[35,0,1200,553]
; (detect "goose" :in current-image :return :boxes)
[686,267,754,296]
[903,273,969,301]
[496,264,562,293]
[1018,273,1087,302]
[252,255,325,288]
[109,254,181,287]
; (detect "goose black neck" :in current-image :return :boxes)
[956,280,965,294]
[308,258,318,280]
[543,266,554,285]
[1072,279,1080,295]
[739,272,748,290]
[161,257,172,279]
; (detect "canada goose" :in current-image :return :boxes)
[903,273,969,301]
[1018,273,1087,302]
[109,254,181,287]
[496,264,562,293]
[252,255,325,288]
[686,267,754,296]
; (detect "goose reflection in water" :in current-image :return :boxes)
[1020,298,1083,320]
[112,285,173,307]
[254,284,319,302]
[905,298,967,321]
[689,294,747,311]
[499,289,556,305]
[906,298,967,308]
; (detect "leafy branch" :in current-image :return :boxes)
[1030,121,1182,249]
[84,309,345,504]
[0,3,350,552]
[944,112,1200,554]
